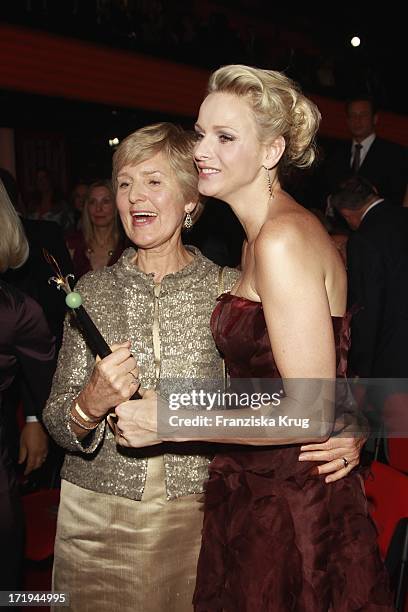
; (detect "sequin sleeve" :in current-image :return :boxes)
[222,266,240,293]
[43,280,106,453]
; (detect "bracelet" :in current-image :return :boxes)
[70,411,101,431]
[73,401,101,423]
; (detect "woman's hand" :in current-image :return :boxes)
[18,422,49,475]
[299,435,366,483]
[78,340,139,420]
[115,388,161,448]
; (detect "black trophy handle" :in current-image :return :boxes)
[43,249,141,402]
[73,305,141,401]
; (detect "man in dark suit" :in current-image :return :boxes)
[5,217,73,350]
[332,176,408,439]
[324,97,407,206]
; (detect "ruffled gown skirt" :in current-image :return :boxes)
[193,446,394,612]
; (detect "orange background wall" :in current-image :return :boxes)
[1,24,407,146]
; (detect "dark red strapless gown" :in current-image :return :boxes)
[193,293,394,612]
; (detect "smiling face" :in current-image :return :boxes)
[194,92,268,202]
[87,185,116,228]
[115,151,193,250]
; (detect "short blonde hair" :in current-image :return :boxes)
[0,179,29,273]
[208,65,321,171]
[81,179,118,246]
[112,122,202,223]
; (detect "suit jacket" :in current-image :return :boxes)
[0,280,55,588]
[3,218,73,349]
[347,201,408,378]
[0,281,55,411]
[324,137,407,204]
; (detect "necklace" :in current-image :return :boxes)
[86,246,114,257]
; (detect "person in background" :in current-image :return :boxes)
[65,179,128,281]
[331,176,408,464]
[332,175,408,380]
[69,179,89,228]
[0,178,55,589]
[26,166,73,231]
[322,96,407,207]
[311,208,350,267]
[332,176,408,448]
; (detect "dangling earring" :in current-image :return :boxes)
[183,212,193,229]
[263,165,273,198]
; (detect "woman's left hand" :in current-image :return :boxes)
[19,422,49,475]
[298,435,366,483]
[115,388,162,448]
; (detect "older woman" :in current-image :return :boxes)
[44,123,238,611]
[44,123,363,611]
[65,179,128,280]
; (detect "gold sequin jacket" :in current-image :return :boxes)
[43,247,239,500]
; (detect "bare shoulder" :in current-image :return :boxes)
[255,201,327,261]
[254,196,347,315]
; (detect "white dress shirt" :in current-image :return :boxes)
[350,133,376,168]
[361,198,384,222]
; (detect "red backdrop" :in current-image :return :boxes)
[0,24,407,145]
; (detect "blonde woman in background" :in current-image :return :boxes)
[65,179,128,281]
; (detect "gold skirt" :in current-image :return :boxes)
[52,456,204,612]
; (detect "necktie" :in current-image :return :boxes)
[352,143,362,173]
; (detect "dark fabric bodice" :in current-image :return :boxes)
[210,292,349,379]
[193,292,394,611]
[0,281,55,402]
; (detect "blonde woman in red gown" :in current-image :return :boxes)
[116,66,393,611]
[190,65,394,611]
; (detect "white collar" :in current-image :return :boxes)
[361,198,384,221]
[352,133,376,151]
